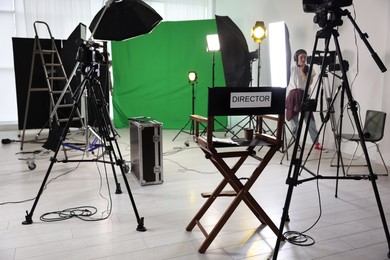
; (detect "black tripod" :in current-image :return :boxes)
[22,44,146,232]
[172,81,196,141]
[273,8,390,259]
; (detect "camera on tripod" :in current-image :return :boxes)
[76,40,104,65]
[307,50,349,72]
[302,0,352,13]
[76,40,105,75]
[303,0,353,28]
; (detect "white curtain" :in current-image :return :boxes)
[22,0,213,38]
[22,0,102,39]
[146,0,213,21]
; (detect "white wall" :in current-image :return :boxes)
[215,0,390,164]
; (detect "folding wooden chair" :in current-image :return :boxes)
[186,86,286,253]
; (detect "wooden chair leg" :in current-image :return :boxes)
[198,187,248,253]
[186,178,229,232]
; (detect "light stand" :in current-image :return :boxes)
[211,52,216,87]
[248,50,258,87]
[206,34,237,137]
[256,43,261,86]
[206,34,220,88]
[172,72,198,141]
[273,7,390,259]
[251,21,267,87]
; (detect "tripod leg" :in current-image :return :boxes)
[280,122,296,164]
[22,74,88,224]
[273,29,324,258]
[333,29,390,257]
[23,150,60,224]
[102,129,146,231]
[98,127,123,195]
[172,119,192,141]
[91,78,146,232]
[274,103,314,258]
[97,118,123,193]
[105,114,146,231]
[273,138,304,258]
[323,82,347,197]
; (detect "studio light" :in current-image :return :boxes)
[206,34,220,88]
[251,21,267,43]
[188,71,198,84]
[206,34,220,52]
[269,21,289,88]
[89,0,163,41]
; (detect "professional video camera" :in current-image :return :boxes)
[303,0,352,13]
[75,40,106,76]
[307,50,349,71]
[76,40,105,65]
[303,0,353,28]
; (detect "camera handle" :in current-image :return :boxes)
[342,9,387,72]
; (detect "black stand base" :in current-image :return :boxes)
[22,211,33,225]
[115,183,122,194]
[136,217,147,232]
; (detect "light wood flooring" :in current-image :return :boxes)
[1,127,390,260]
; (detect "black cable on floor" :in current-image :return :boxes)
[283,230,315,246]
[40,206,98,222]
[0,162,81,206]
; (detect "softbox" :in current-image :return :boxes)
[90,0,162,41]
[216,15,251,88]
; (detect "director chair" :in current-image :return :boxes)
[186,86,286,253]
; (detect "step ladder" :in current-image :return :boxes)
[20,21,84,150]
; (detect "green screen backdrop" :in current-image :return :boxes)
[111,19,226,129]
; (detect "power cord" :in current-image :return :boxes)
[164,157,217,174]
[40,206,98,222]
[0,162,81,206]
[283,230,315,246]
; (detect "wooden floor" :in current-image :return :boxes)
[1,127,390,260]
